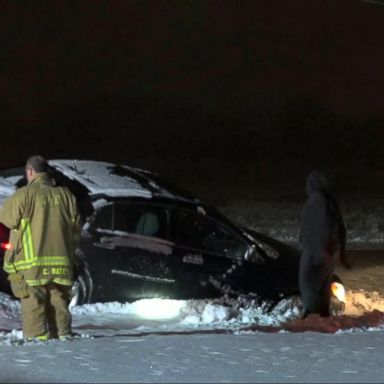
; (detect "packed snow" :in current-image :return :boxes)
[1,288,384,346]
[1,288,383,383]
[1,289,384,382]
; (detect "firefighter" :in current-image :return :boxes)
[0,155,81,341]
[299,171,349,318]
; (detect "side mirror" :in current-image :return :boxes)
[244,245,265,264]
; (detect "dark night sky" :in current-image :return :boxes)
[1,0,384,194]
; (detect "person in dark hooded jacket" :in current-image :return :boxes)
[299,171,349,318]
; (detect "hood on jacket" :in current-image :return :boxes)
[305,171,329,196]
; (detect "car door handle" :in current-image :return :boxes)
[93,237,115,250]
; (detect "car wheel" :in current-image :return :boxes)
[70,268,93,307]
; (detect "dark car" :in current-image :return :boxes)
[0,160,345,311]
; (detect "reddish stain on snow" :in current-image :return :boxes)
[240,310,384,334]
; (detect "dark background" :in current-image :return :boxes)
[1,0,384,200]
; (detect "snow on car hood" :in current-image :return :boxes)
[49,159,153,199]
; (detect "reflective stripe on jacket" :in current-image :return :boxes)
[0,173,81,286]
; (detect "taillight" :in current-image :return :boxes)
[0,242,12,251]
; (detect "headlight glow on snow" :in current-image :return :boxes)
[331,282,346,303]
[131,298,186,320]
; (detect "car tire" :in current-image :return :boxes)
[70,267,93,307]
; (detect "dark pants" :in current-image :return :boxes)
[299,252,333,317]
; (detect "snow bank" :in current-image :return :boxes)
[0,288,384,345]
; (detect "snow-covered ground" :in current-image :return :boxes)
[219,194,384,249]
[0,248,383,383]
[1,286,384,347]
[1,289,384,383]
[0,293,302,345]
[1,168,384,381]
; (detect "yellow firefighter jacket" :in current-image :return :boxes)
[0,172,81,286]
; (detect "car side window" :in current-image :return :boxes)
[113,203,168,240]
[92,204,113,230]
[170,209,247,259]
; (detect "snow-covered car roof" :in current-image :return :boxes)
[0,159,198,211]
[49,160,152,198]
[48,159,191,202]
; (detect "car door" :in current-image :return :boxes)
[169,206,249,298]
[80,202,117,301]
[91,201,178,301]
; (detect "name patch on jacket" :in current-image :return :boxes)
[42,267,69,275]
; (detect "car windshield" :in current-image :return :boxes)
[169,207,248,260]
